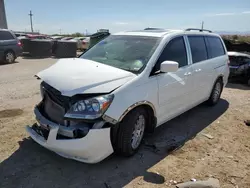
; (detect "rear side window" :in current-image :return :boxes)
[205,37,225,58]
[0,31,14,40]
[153,36,188,72]
[188,36,208,63]
[229,55,250,66]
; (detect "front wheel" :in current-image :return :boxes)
[113,107,147,156]
[207,79,223,106]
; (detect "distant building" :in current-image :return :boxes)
[0,0,8,29]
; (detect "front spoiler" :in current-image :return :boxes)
[26,110,114,164]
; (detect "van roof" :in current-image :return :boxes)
[113,28,220,38]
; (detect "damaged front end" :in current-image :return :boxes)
[26,82,115,163]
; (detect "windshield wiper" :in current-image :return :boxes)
[120,67,138,74]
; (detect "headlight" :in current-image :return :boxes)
[64,94,114,120]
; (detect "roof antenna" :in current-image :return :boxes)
[201,21,204,30]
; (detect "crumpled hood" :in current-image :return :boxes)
[37,58,136,96]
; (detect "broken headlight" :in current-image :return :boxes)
[64,94,114,120]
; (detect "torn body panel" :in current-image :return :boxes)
[26,107,114,163]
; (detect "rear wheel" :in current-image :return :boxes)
[207,79,223,106]
[4,51,15,63]
[113,107,147,156]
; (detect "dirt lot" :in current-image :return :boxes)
[0,57,250,188]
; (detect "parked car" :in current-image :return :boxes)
[81,37,90,51]
[50,36,64,40]
[0,29,22,63]
[61,37,74,40]
[228,51,250,84]
[69,37,90,51]
[26,28,229,163]
[69,37,83,50]
[14,33,28,38]
[26,34,49,39]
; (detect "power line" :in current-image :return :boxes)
[28,10,34,32]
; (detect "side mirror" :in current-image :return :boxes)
[160,61,179,73]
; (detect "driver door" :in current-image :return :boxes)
[153,36,194,125]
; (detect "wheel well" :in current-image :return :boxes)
[217,75,223,84]
[110,104,156,150]
[4,49,15,57]
[125,104,156,134]
[209,76,224,96]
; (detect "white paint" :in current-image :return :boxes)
[26,126,113,164]
[37,58,136,96]
[29,29,230,163]
[160,61,179,73]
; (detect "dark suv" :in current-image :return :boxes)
[228,51,250,85]
[0,29,22,63]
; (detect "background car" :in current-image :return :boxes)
[69,37,90,51]
[26,34,49,39]
[70,37,90,51]
[80,37,90,51]
[61,37,74,40]
[0,29,22,63]
[228,51,250,84]
[50,36,64,40]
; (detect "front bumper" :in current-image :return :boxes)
[26,108,114,164]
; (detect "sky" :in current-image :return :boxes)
[4,0,250,34]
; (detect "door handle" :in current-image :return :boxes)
[184,72,192,76]
[195,68,201,72]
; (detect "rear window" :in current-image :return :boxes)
[0,31,14,40]
[229,55,250,66]
[188,36,208,63]
[205,37,225,58]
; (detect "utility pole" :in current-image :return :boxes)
[201,21,204,30]
[28,10,34,32]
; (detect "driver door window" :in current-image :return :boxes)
[153,36,188,73]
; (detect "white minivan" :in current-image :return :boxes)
[26,28,229,163]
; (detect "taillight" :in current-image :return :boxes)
[17,41,22,47]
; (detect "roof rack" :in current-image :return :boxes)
[185,28,212,33]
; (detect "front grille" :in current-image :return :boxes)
[39,82,68,125]
[43,94,65,125]
[41,81,70,108]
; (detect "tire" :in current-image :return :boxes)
[207,79,223,106]
[4,50,15,63]
[113,107,147,156]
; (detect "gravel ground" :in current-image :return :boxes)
[0,57,250,188]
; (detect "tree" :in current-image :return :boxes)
[232,35,238,41]
[71,32,84,37]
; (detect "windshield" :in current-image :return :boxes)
[79,35,160,73]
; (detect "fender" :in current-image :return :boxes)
[102,100,156,125]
